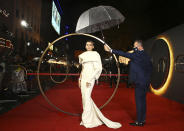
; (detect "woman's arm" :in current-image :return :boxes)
[87,61,102,83]
[78,73,81,88]
[86,54,102,83]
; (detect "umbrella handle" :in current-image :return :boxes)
[100,30,112,49]
[100,29,105,41]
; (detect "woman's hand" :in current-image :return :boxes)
[86,82,91,88]
[78,79,81,88]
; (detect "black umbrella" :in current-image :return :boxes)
[75,5,125,34]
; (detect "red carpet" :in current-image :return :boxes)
[0,80,184,131]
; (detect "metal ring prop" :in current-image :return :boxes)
[37,33,120,116]
[100,67,109,82]
[49,62,69,84]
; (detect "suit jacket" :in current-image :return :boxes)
[112,49,152,86]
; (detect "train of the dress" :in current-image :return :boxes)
[80,99,122,129]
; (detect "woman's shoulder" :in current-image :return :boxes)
[79,51,87,57]
[79,51,100,58]
[93,51,100,55]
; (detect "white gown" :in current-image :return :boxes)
[79,51,122,129]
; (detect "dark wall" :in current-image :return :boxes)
[144,24,184,103]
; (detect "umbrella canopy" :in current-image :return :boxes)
[76,5,125,33]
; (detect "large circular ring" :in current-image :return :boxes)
[150,35,174,95]
[49,60,69,84]
[37,33,120,116]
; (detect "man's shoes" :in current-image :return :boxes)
[129,122,144,126]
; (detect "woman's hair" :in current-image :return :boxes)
[86,40,94,46]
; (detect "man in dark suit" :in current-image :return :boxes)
[104,40,152,126]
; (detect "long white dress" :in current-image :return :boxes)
[79,51,122,129]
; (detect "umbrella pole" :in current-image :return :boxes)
[100,29,105,42]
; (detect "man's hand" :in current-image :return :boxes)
[104,44,111,52]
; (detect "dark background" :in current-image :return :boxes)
[59,0,184,50]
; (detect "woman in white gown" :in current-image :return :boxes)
[78,41,122,129]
